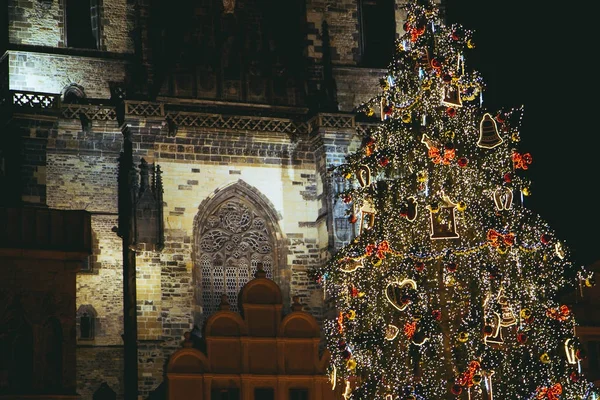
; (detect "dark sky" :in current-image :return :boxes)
[443,1,598,266]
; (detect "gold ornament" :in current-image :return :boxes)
[520,308,531,319]
[585,278,594,287]
[402,113,412,123]
[457,331,469,342]
[385,279,418,311]
[346,358,357,370]
[417,171,428,183]
[477,113,503,149]
[522,187,531,196]
[456,201,467,212]
[347,310,356,320]
[467,39,475,49]
[472,374,483,385]
[540,353,551,364]
[366,108,374,117]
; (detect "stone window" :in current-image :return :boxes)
[65,0,101,49]
[76,305,97,340]
[358,0,396,67]
[198,199,274,316]
[289,388,309,400]
[254,388,274,400]
[211,388,240,400]
[78,228,98,273]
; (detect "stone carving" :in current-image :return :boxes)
[198,200,274,316]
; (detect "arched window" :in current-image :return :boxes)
[198,200,274,315]
[358,0,396,67]
[76,305,97,340]
[194,181,285,328]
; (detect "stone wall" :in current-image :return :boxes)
[8,0,134,52]
[76,346,124,399]
[334,66,386,112]
[7,51,127,98]
[3,0,417,397]
[39,113,332,397]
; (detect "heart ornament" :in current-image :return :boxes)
[385,278,417,311]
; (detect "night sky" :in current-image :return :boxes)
[443,1,598,266]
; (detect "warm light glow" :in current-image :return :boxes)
[317,0,595,398]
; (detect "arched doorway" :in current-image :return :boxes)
[193,180,287,330]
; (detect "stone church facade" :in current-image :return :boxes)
[0,0,432,398]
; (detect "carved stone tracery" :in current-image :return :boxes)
[197,200,274,317]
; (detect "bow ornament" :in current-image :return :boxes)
[537,383,562,400]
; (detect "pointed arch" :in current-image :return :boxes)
[193,180,287,330]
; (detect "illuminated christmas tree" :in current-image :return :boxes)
[316,1,597,399]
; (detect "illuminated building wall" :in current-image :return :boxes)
[1,1,532,399]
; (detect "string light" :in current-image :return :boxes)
[316,0,596,399]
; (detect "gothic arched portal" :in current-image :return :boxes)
[193,180,287,330]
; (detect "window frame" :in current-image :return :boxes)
[64,0,102,50]
[358,0,396,68]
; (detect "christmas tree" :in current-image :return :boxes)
[316,1,598,399]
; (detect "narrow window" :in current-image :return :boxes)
[254,388,274,400]
[211,388,240,400]
[80,312,94,339]
[290,388,309,400]
[77,305,97,340]
[66,0,100,49]
[358,0,396,67]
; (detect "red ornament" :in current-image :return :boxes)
[379,157,390,167]
[451,31,460,41]
[576,349,586,360]
[503,173,512,183]
[517,332,528,344]
[457,157,468,168]
[570,371,580,382]
[541,234,551,245]
[415,261,425,272]
[384,105,393,115]
[349,214,358,224]
[343,195,352,204]
[495,113,505,123]
[431,58,442,70]
[446,107,457,117]
[450,384,463,395]
[483,325,494,336]
[401,294,411,305]
[446,262,457,272]
[432,309,442,321]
